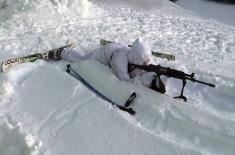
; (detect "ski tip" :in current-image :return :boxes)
[1,61,8,72]
[67,39,76,48]
[1,62,4,72]
[69,43,75,48]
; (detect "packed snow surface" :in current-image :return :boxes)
[0,0,235,155]
[177,0,235,26]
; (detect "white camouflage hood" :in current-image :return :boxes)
[128,38,154,65]
[127,38,154,78]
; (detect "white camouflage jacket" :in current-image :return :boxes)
[62,38,158,87]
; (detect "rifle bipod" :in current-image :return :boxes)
[174,79,187,101]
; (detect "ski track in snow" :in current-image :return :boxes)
[0,0,235,154]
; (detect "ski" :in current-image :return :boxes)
[100,39,175,61]
[1,43,74,72]
[66,64,136,115]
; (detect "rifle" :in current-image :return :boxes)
[129,63,216,101]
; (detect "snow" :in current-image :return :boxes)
[177,0,235,27]
[0,117,41,155]
[0,0,235,155]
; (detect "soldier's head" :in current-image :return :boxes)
[128,38,154,66]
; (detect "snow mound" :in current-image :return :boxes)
[0,117,42,155]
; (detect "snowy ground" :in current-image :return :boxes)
[177,0,235,26]
[0,0,235,155]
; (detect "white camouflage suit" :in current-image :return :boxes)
[61,38,163,90]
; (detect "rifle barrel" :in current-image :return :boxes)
[129,63,216,88]
[189,78,215,87]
